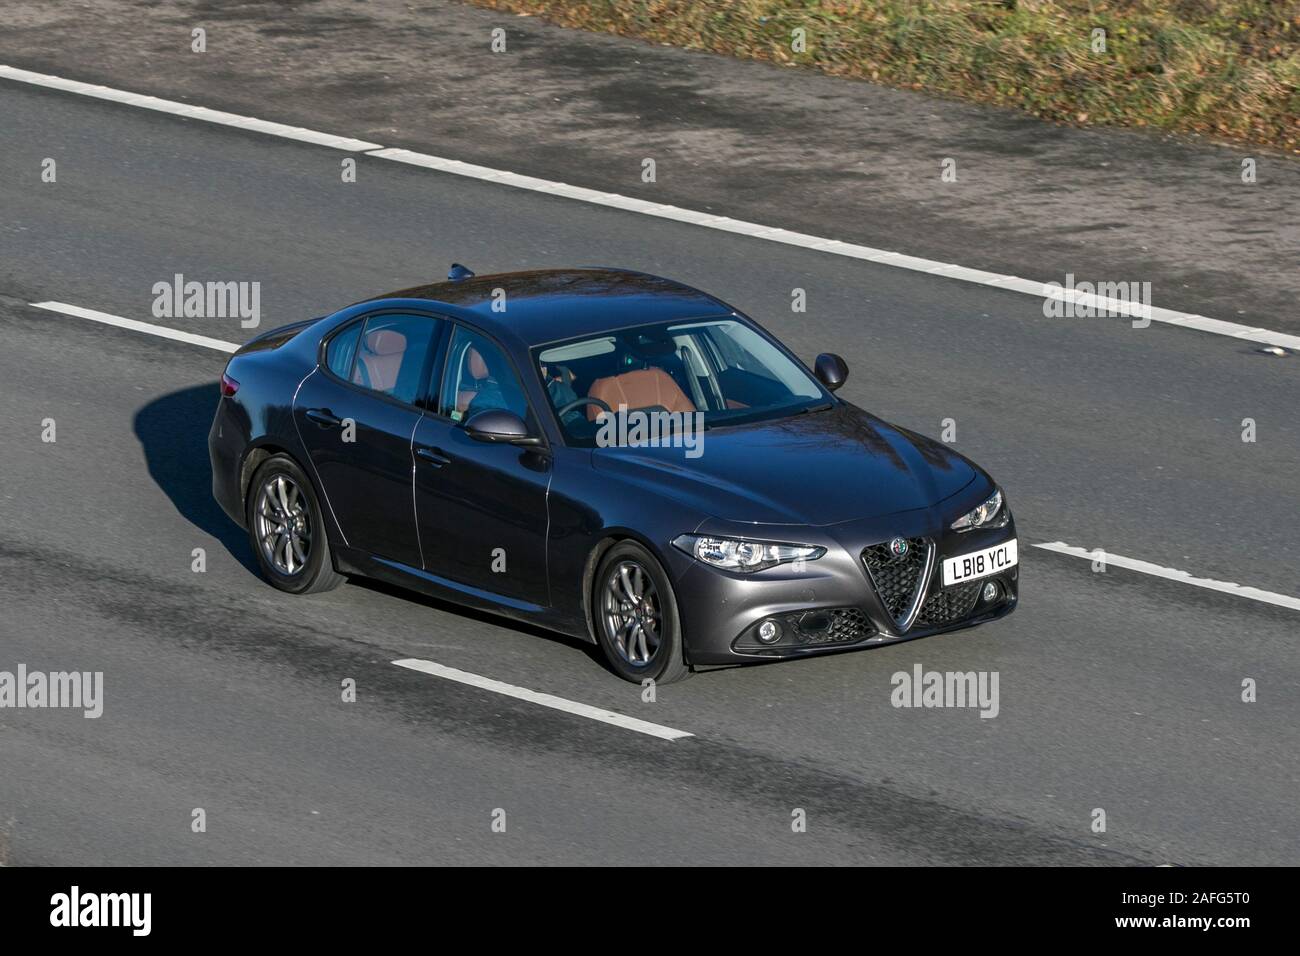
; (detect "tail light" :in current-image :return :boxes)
[220,373,240,397]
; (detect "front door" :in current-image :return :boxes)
[412,324,551,606]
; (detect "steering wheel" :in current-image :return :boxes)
[556,397,612,418]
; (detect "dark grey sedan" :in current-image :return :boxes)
[209,267,1018,682]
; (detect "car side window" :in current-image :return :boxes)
[349,314,439,406]
[438,327,530,424]
[326,321,363,380]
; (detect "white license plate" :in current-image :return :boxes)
[942,539,1018,586]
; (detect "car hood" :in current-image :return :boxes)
[590,402,982,526]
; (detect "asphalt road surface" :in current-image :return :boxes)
[0,78,1296,866]
[5,0,1298,334]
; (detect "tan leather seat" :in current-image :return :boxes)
[587,368,696,420]
[456,346,490,415]
[354,328,406,393]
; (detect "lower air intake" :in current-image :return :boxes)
[917,581,982,627]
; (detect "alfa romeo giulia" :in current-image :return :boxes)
[209,266,1018,682]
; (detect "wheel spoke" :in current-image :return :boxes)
[619,566,639,603]
[623,621,637,661]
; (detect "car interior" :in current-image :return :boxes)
[441,329,530,423]
[343,315,437,406]
[329,316,820,442]
[538,319,823,444]
[329,316,530,422]
[352,328,407,393]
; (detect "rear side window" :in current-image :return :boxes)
[326,321,362,379]
[351,314,439,405]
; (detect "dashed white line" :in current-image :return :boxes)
[5,63,1300,352]
[392,658,693,741]
[1034,541,1300,612]
[31,301,238,353]
[23,292,1292,749]
[24,300,1299,621]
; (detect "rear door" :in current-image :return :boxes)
[294,311,444,567]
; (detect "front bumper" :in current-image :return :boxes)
[668,513,1019,665]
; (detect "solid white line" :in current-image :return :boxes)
[5,64,1299,352]
[0,65,382,151]
[30,301,239,353]
[1034,542,1300,612]
[392,658,694,741]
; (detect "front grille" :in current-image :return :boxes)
[917,581,982,627]
[862,537,931,629]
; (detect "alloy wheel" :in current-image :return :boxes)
[601,560,662,667]
[254,473,312,576]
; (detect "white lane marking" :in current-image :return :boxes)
[368,147,1300,351]
[30,301,238,353]
[22,304,1300,623]
[5,65,1299,351]
[0,65,381,151]
[1034,541,1300,612]
[392,658,694,741]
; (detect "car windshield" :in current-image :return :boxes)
[534,318,829,446]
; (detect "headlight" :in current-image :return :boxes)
[671,534,825,572]
[950,488,1009,532]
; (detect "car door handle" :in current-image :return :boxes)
[305,408,341,428]
[416,447,452,467]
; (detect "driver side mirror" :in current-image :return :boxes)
[464,408,542,446]
[814,353,849,391]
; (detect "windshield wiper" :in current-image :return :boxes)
[702,401,832,430]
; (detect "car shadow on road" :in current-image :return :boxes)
[132,385,613,672]
[347,576,609,671]
[133,384,260,576]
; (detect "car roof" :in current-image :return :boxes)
[369,268,735,348]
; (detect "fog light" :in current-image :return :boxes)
[981,581,1000,603]
[757,619,782,644]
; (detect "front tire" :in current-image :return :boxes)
[594,542,690,683]
[246,453,344,594]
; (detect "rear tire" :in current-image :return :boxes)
[593,542,690,683]
[246,454,344,595]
